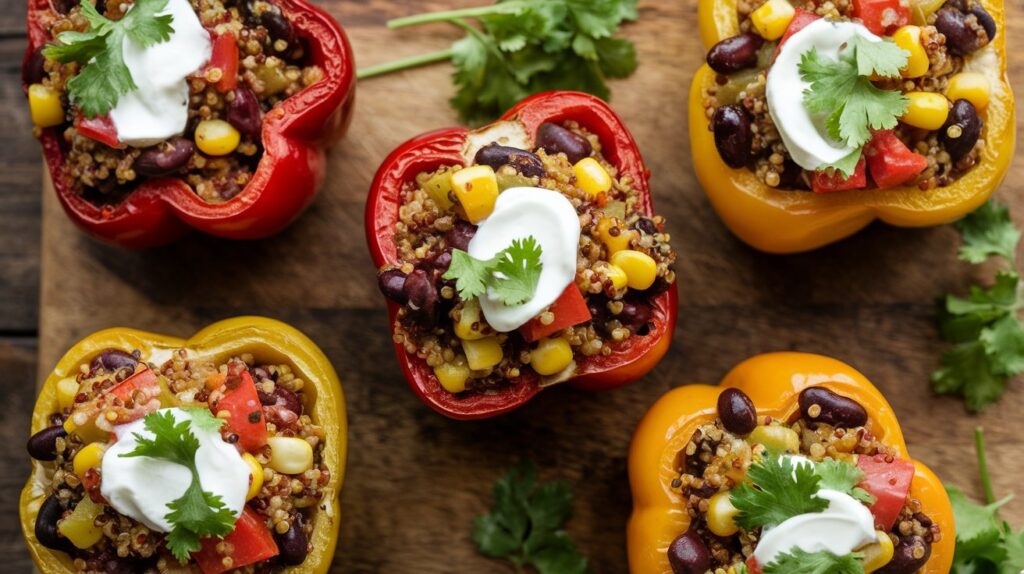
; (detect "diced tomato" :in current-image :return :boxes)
[108,368,159,402]
[204,33,239,92]
[81,468,107,504]
[857,454,916,530]
[774,10,821,59]
[193,508,279,574]
[746,557,764,574]
[75,114,119,148]
[853,0,910,35]
[519,285,593,343]
[864,130,928,189]
[211,371,268,452]
[810,158,868,193]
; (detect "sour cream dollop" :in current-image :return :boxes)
[101,408,250,533]
[109,0,212,147]
[766,19,883,171]
[468,187,581,332]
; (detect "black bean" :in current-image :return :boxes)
[261,9,297,48]
[89,349,139,374]
[50,0,75,14]
[35,495,73,553]
[535,122,593,164]
[27,425,67,461]
[935,7,987,55]
[712,105,753,168]
[717,388,757,435]
[707,33,764,74]
[939,99,982,162]
[275,518,309,566]
[446,221,477,251]
[271,386,303,415]
[252,366,274,382]
[403,269,439,325]
[428,250,453,275]
[799,387,868,428]
[226,87,262,140]
[877,536,931,574]
[474,144,546,178]
[970,3,997,42]
[377,269,408,304]
[24,47,47,86]
[619,299,652,332]
[634,217,658,235]
[666,530,711,574]
[134,137,195,178]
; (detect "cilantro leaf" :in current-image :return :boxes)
[813,459,876,505]
[762,548,865,574]
[732,454,829,530]
[957,201,1021,264]
[848,35,906,78]
[821,149,863,180]
[446,248,497,300]
[443,236,544,305]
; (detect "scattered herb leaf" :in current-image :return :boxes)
[732,454,828,530]
[762,548,865,574]
[444,236,544,305]
[813,459,876,505]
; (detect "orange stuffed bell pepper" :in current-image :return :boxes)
[21,317,346,574]
[628,353,954,573]
[691,0,1014,253]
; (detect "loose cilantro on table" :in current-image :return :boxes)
[356,0,639,125]
[798,35,909,178]
[443,236,543,305]
[762,548,865,574]
[932,201,1024,412]
[120,410,237,562]
[812,458,875,505]
[731,454,828,530]
[472,462,588,574]
[43,0,175,118]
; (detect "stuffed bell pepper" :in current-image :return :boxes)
[367,91,679,420]
[691,0,1013,253]
[21,317,346,573]
[628,353,954,574]
[23,0,356,248]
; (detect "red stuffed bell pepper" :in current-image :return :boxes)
[366,91,679,420]
[22,0,356,248]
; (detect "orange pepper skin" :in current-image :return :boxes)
[627,353,954,573]
[692,0,1014,253]
[20,317,347,574]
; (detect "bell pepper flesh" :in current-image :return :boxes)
[193,508,279,574]
[519,285,593,343]
[627,352,954,574]
[75,114,119,149]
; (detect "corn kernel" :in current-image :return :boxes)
[195,119,241,156]
[750,0,795,40]
[901,92,950,130]
[73,443,107,479]
[434,357,472,393]
[242,453,264,500]
[462,336,503,371]
[749,425,800,453]
[911,0,945,24]
[946,72,990,110]
[606,264,629,291]
[455,298,487,341]
[707,491,740,537]
[63,417,108,444]
[610,250,658,290]
[29,84,65,128]
[266,436,314,475]
[420,170,455,211]
[573,158,613,197]
[451,165,500,223]
[57,377,80,410]
[58,496,105,549]
[893,26,929,78]
[596,217,636,255]
[863,531,896,573]
[531,338,574,376]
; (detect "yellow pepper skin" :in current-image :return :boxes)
[627,353,954,573]
[20,317,347,574]
[693,0,1014,253]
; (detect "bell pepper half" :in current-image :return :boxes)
[627,352,954,573]
[366,91,679,420]
[22,0,357,248]
[691,0,1014,253]
[20,317,347,574]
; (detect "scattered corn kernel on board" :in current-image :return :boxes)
[4,0,1023,571]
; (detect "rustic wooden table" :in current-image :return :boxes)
[3,0,1024,572]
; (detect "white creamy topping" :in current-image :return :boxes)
[101,408,250,533]
[468,187,581,332]
[109,0,212,147]
[766,19,883,171]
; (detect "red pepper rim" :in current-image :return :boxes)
[365,91,679,420]
[22,0,356,248]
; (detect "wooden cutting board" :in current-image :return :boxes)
[37,0,1024,571]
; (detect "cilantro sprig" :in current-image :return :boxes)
[731,454,829,530]
[444,236,543,305]
[763,548,865,574]
[798,35,909,177]
[472,462,588,574]
[932,201,1024,411]
[813,458,876,505]
[43,0,175,118]
[120,409,237,562]
[356,0,639,125]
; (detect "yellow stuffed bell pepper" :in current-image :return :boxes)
[21,317,346,574]
[628,353,954,573]
[691,0,1014,253]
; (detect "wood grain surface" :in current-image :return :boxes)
[6,0,1024,572]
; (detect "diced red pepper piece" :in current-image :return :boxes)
[519,285,593,343]
[193,508,279,574]
[853,0,910,35]
[108,368,159,402]
[774,9,822,59]
[81,468,107,504]
[205,33,239,92]
[746,557,764,574]
[857,454,916,530]
[810,158,868,193]
[211,371,268,452]
[864,130,929,189]
[75,114,119,148]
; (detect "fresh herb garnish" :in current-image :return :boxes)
[932,201,1024,412]
[357,0,639,125]
[43,0,175,118]
[762,548,865,574]
[120,409,236,562]
[731,454,829,530]
[472,462,588,574]
[812,458,876,505]
[798,35,909,177]
[444,236,543,305]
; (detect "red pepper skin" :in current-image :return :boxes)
[212,371,268,453]
[520,286,592,343]
[858,454,917,530]
[366,91,678,420]
[811,158,868,193]
[75,115,120,148]
[22,0,356,248]
[206,33,239,93]
[853,0,910,35]
[865,130,929,189]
